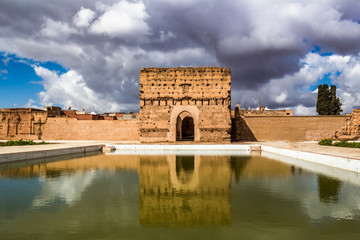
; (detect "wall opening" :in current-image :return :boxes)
[181,116,194,141]
[176,114,194,141]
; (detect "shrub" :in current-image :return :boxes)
[333,140,360,148]
[0,139,49,146]
[318,138,333,146]
[333,140,348,147]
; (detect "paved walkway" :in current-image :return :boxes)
[1,140,359,163]
[260,141,360,160]
[0,142,104,163]
[0,142,104,154]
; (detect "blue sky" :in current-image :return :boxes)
[0,53,67,108]
[0,0,360,114]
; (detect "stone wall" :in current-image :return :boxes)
[335,109,360,140]
[0,108,48,140]
[139,67,232,142]
[0,110,139,141]
[234,115,349,141]
[1,108,139,141]
[41,118,139,141]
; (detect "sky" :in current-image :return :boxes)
[0,0,360,115]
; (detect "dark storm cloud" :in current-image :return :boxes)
[0,0,359,113]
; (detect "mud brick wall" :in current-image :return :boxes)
[41,118,139,141]
[0,108,48,140]
[0,108,139,141]
[336,109,360,140]
[235,115,349,141]
[139,67,232,142]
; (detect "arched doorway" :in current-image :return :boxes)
[176,113,194,141]
[182,116,194,140]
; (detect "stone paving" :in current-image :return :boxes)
[1,140,360,162]
[260,141,360,160]
[0,142,104,154]
[0,141,104,163]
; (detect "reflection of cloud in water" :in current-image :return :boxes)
[33,170,96,207]
[259,151,360,220]
[301,182,360,221]
[253,174,360,221]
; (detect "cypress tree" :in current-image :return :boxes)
[316,84,342,115]
[329,85,342,115]
[316,84,331,115]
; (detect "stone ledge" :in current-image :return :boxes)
[0,144,103,163]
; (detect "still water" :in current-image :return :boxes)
[1,151,360,239]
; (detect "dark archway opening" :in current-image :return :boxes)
[181,116,194,141]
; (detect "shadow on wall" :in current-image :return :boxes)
[231,116,257,142]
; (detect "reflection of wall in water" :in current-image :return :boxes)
[0,154,140,179]
[317,174,342,203]
[138,155,232,227]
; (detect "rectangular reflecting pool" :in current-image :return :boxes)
[1,151,360,239]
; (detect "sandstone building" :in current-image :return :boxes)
[138,67,231,142]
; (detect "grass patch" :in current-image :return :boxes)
[318,139,360,148]
[0,139,49,146]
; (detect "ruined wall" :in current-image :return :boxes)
[41,118,139,141]
[139,67,232,142]
[0,108,48,140]
[0,108,139,141]
[235,115,349,141]
[335,109,360,140]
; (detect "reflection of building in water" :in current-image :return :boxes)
[0,154,140,178]
[138,155,232,227]
[0,154,303,227]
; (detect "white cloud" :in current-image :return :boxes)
[0,37,85,66]
[73,7,96,28]
[1,0,360,113]
[275,92,287,103]
[40,19,76,40]
[34,66,127,112]
[301,53,360,113]
[233,52,360,115]
[291,105,317,116]
[23,98,42,109]
[90,0,150,38]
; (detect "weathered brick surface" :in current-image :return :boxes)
[335,109,360,140]
[0,108,48,140]
[41,118,139,141]
[235,115,349,141]
[139,67,232,142]
[0,108,139,141]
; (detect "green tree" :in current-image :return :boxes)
[329,85,343,115]
[316,84,342,115]
[316,84,331,115]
